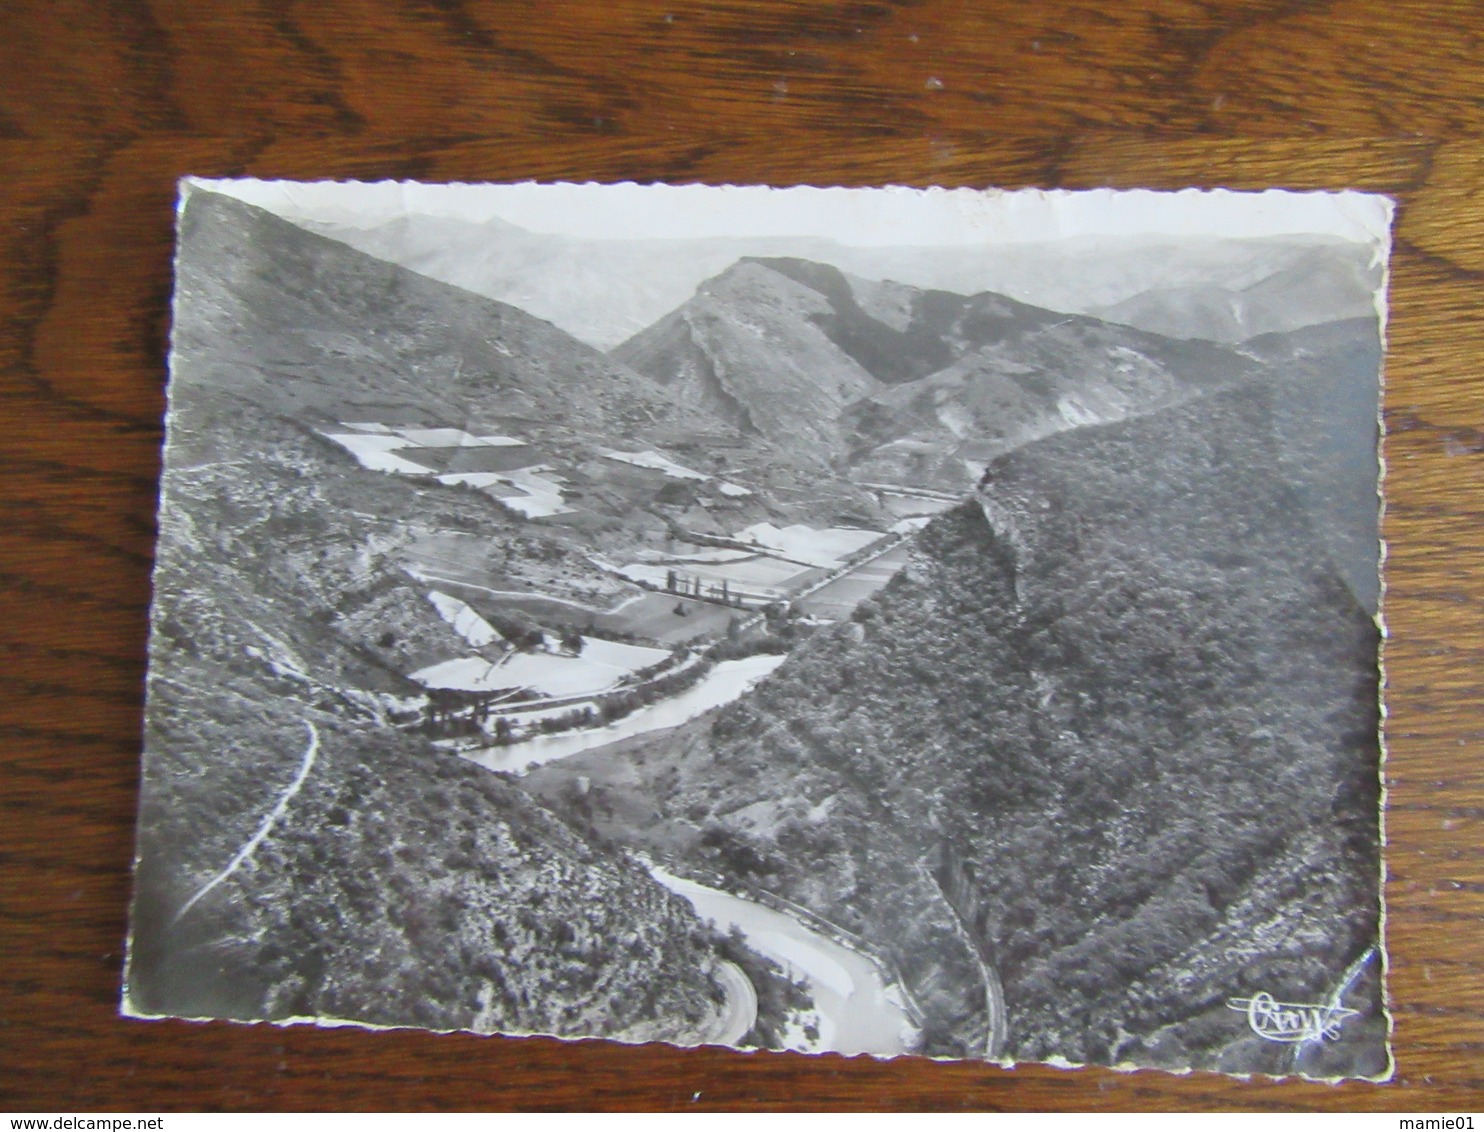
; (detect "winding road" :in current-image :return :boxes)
[705,961,758,1047]
[173,720,319,923]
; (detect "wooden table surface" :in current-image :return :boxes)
[4,0,1483,1112]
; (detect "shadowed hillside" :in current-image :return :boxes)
[169,189,720,445]
[533,377,1385,1075]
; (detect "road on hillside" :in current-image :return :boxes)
[705,960,757,1047]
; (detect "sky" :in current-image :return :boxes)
[193,178,1394,249]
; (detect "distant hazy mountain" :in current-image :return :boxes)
[296,208,1376,352]
[1095,242,1381,343]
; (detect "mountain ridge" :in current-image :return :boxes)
[616,254,1271,490]
[287,202,1376,351]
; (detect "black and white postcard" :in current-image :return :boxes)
[125,180,1393,1080]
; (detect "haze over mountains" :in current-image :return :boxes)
[299,209,1380,352]
[616,255,1282,493]
[299,209,1381,595]
[1091,242,1382,342]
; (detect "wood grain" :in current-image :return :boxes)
[3,0,1483,1112]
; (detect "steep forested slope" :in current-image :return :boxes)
[550,378,1384,1073]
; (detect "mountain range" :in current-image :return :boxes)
[298,208,1379,352]
[1094,243,1381,342]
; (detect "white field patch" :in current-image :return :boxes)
[436,472,509,490]
[500,467,573,517]
[396,427,491,447]
[876,489,959,519]
[427,590,504,649]
[889,516,934,534]
[699,557,812,589]
[733,522,884,568]
[643,548,757,564]
[615,555,809,598]
[599,448,755,498]
[412,636,669,696]
[438,465,576,518]
[325,425,537,477]
[322,433,435,475]
[599,448,709,480]
[612,563,673,589]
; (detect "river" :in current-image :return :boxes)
[463,653,788,775]
[651,866,913,1057]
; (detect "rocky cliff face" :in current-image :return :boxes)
[957,380,1382,1073]
[1240,316,1383,614]
[613,259,887,463]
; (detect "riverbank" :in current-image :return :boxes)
[651,866,914,1057]
[463,653,788,774]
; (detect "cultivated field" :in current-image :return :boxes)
[796,542,914,619]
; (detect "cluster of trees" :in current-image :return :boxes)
[662,568,757,608]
